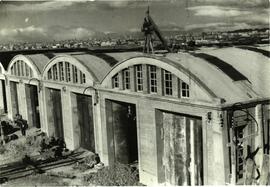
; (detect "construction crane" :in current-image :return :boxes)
[141,6,170,53]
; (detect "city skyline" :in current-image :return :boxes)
[0,0,269,42]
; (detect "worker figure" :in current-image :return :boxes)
[141,8,154,54]
[15,114,28,136]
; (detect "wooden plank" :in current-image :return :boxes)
[148,15,170,51]
[260,154,270,185]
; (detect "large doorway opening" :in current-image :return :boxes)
[74,93,95,151]
[25,84,40,128]
[106,99,138,164]
[10,81,19,117]
[46,88,64,138]
[156,110,204,185]
[1,79,7,113]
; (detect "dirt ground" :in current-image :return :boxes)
[5,161,97,186]
[0,124,98,186]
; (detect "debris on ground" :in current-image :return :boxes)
[46,171,76,179]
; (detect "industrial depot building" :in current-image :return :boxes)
[0,46,269,185]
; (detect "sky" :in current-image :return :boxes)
[0,0,269,42]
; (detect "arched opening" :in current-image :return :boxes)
[8,57,41,127]
[43,56,96,150]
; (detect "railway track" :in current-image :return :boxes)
[0,151,84,181]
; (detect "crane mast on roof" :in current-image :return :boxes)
[141,5,170,53]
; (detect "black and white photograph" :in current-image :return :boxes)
[0,0,269,186]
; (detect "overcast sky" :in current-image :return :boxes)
[0,0,269,42]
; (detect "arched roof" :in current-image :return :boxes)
[43,54,100,85]
[102,47,269,105]
[42,51,140,83]
[7,54,49,78]
[198,47,270,99]
[25,54,51,73]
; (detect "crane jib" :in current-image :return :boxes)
[147,15,170,52]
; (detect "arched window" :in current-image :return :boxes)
[10,60,33,78]
[46,61,86,85]
[111,64,190,99]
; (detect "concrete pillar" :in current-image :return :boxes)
[42,86,49,134]
[172,75,178,98]
[222,110,232,184]
[205,113,214,184]
[62,89,76,150]
[17,82,28,121]
[100,96,111,166]
[38,88,45,132]
[90,90,102,155]
[129,66,136,92]
[254,104,263,172]
[137,99,159,185]
[44,87,54,137]
[70,92,80,150]
[211,110,226,185]
[157,67,163,95]
[6,81,13,119]
[93,92,103,156]
[142,64,148,94]
[118,70,124,90]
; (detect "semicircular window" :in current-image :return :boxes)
[47,61,86,85]
[111,64,190,99]
[10,60,33,78]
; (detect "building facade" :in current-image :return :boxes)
[0,47,269,185]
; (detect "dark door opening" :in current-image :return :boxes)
[157,110,203,185]
[106,99,138,164]
[1,80,7,113]
[49,88,64,138]
[76,94,95,152]
[25,84,40,128]
[10,81,19,116]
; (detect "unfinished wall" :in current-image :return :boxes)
[98,89,225,186]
